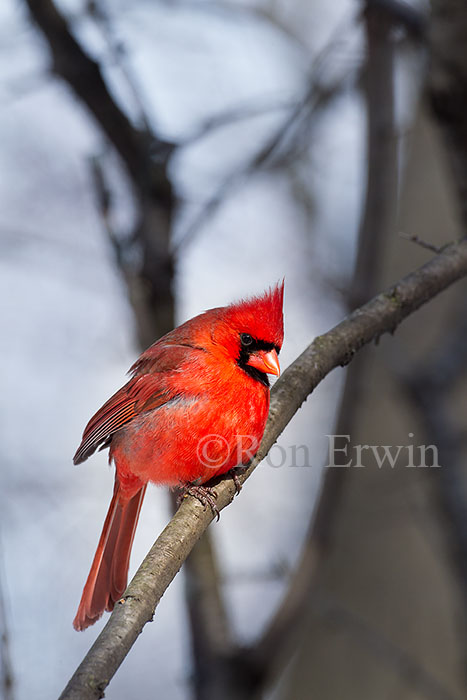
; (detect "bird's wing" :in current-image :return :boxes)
[73,343,200,465]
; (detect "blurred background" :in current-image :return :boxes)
[1,0,466,698]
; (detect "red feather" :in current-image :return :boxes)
[73,479,146,630]
[73,344,202,464]
[72,282,284,630]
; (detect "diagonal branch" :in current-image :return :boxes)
[59,237,467,700]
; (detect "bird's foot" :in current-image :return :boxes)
[178,484,220,521]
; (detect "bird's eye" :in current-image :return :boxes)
[240,333,253,347]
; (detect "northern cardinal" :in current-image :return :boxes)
[72,283,284,630]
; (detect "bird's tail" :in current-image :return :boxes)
[73,478,147,631]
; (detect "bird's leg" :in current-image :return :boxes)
[177,483,220,521]
[228,465,248,495]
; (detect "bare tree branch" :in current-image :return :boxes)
[59,237,467,700]
[24,0,176,346]
[22,0,173,186]
[156,0,312,53]
[176,58,352,251]
[86,0,153,134]
[399,231,446,254]
[178,96,294,147]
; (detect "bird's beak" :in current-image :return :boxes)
[246,348,280,376]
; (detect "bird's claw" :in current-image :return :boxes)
[179,484,220,521]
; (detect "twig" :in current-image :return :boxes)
[399,231,445,254]
[86,0,153,134]
[175,71,351,252]
[24,0,177,347]
[175,12,357,251]
[23,0,148,184]
[59,238,467,700]
[22,0,175,186]
[154,0,311,53]
[178,96,294,147]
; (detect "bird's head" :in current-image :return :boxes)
[210,281,284,386]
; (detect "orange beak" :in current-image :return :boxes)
[246,348,280,376]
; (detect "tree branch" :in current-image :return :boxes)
[22,0,173,188]
[24,0,176,346]
[23,0,146,182]
[59,237,467,700]
[86,0,153,135]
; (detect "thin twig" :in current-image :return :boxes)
[86,0,153,134]
[399,231,445,254]
[23,0,174,184]
[175,13,358,251]
[59,238,467,700]
[178,97,295,147]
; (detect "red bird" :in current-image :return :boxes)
[72,283,284,630]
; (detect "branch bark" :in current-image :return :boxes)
[59,237,467,700]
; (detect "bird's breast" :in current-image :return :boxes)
[110,377,270,488]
